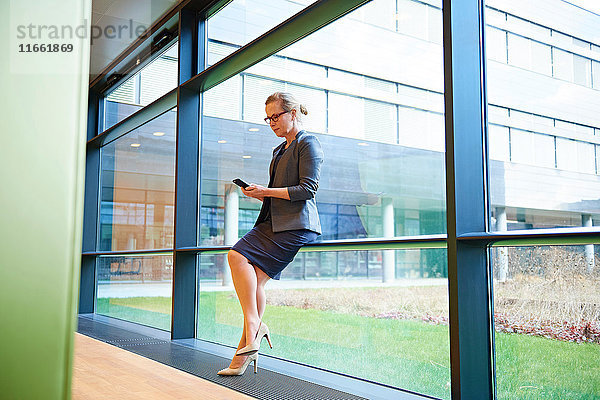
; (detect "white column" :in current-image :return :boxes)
[496,207,508,282]
[382,197,395,283]
[127,234,136,250]
[583,214,595,274]
[223,184,239,286]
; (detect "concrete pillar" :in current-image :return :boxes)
[223,184,239,286]
[496,207,509,282]
[582,214,595,274]
[382,197,395,283]
[127,233,136,250]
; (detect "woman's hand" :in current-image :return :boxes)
[241,184,268,201]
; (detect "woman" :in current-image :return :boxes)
[217,92,324,376]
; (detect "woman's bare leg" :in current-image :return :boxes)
[255,266,270,319]
[227,257,271,368]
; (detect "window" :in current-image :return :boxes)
[197,1,448,397]
[509,129,533,165]
[533,133,555,168]
[489,125,510,162]
[594,61,600,89]
[492,245,600,399]
[556,138,578,171]
[98,109,176,251]
[573,54,592,86]
[553,48,574,82]
[507,34,551,75]
[96,254,173,330]
[577,141,595,174]
[487,27,507,63]
[206,0,318,60]
[487,2,600,231]
[396,0,428,40]
[104,43,178,130]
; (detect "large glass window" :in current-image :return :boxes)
[197,0,447,397]
[96,253,173,331]
[486,1,600,231]
[197,248,450,398]
[206,0,318,63]
[491,244,600,399]
[200,0,445,245]
[104,42,178,131]
[99,109,176,251]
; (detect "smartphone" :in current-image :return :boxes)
[232,178,249,189]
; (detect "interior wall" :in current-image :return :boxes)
[0,0,91,398]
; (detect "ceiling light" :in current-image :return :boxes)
[358,142,369,146]
[153,132,165,136]
[218,140,227,143]
[248,128,259,132]
[131,143,141,147]
[243,155,252,159]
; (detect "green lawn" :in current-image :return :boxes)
[96,294,600,400]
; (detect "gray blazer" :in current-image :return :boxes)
[255,130,324,234]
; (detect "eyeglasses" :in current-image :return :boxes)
[264,110,289,124]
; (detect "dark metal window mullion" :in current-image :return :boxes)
[443,0,495,398]
[172,5,204,340]
[79,88,103,314]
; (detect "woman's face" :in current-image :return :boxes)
[265,100,295,137]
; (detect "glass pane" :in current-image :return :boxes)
[200,0,446,245]
[207,0,317,63]
[553,48,574,82]
[491,244,600,399]
[507,34,531,70]
[593,61,600,90]
[573,54,592,87]
[104,42,178,131]
[485,1,600,231]
[96,254,173,330]
[99,109,176,251]
[489,125,510,161]
[197,248,450,399]
[486,27,507,63]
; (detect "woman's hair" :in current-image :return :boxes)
[265,92,308,122]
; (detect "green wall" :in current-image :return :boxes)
[0,0,91,398]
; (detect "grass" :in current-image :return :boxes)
[96,292,600,399]
[96,297,172,330]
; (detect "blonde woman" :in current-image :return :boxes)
[218,92,324,375]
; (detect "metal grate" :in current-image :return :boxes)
[77,317,366,400]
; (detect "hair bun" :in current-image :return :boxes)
[299,104,308,115]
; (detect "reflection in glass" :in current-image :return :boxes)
[485,1,600,231]
[492,245,600,399]
[197,248,450,399]
[99,109,176,251]
[207,0,318,64]
[104,42,178,131]
[96,254,173,330]
[200,0,446,248]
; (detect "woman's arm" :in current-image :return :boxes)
[242,135,323,201]
[286,135,323,201]
[242,185,290,200]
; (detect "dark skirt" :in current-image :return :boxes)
[231,221,318,280]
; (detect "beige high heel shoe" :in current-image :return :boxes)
[217,353,258,376]
[235,322,273,356]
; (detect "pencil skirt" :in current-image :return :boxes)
[230,221,318,280]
